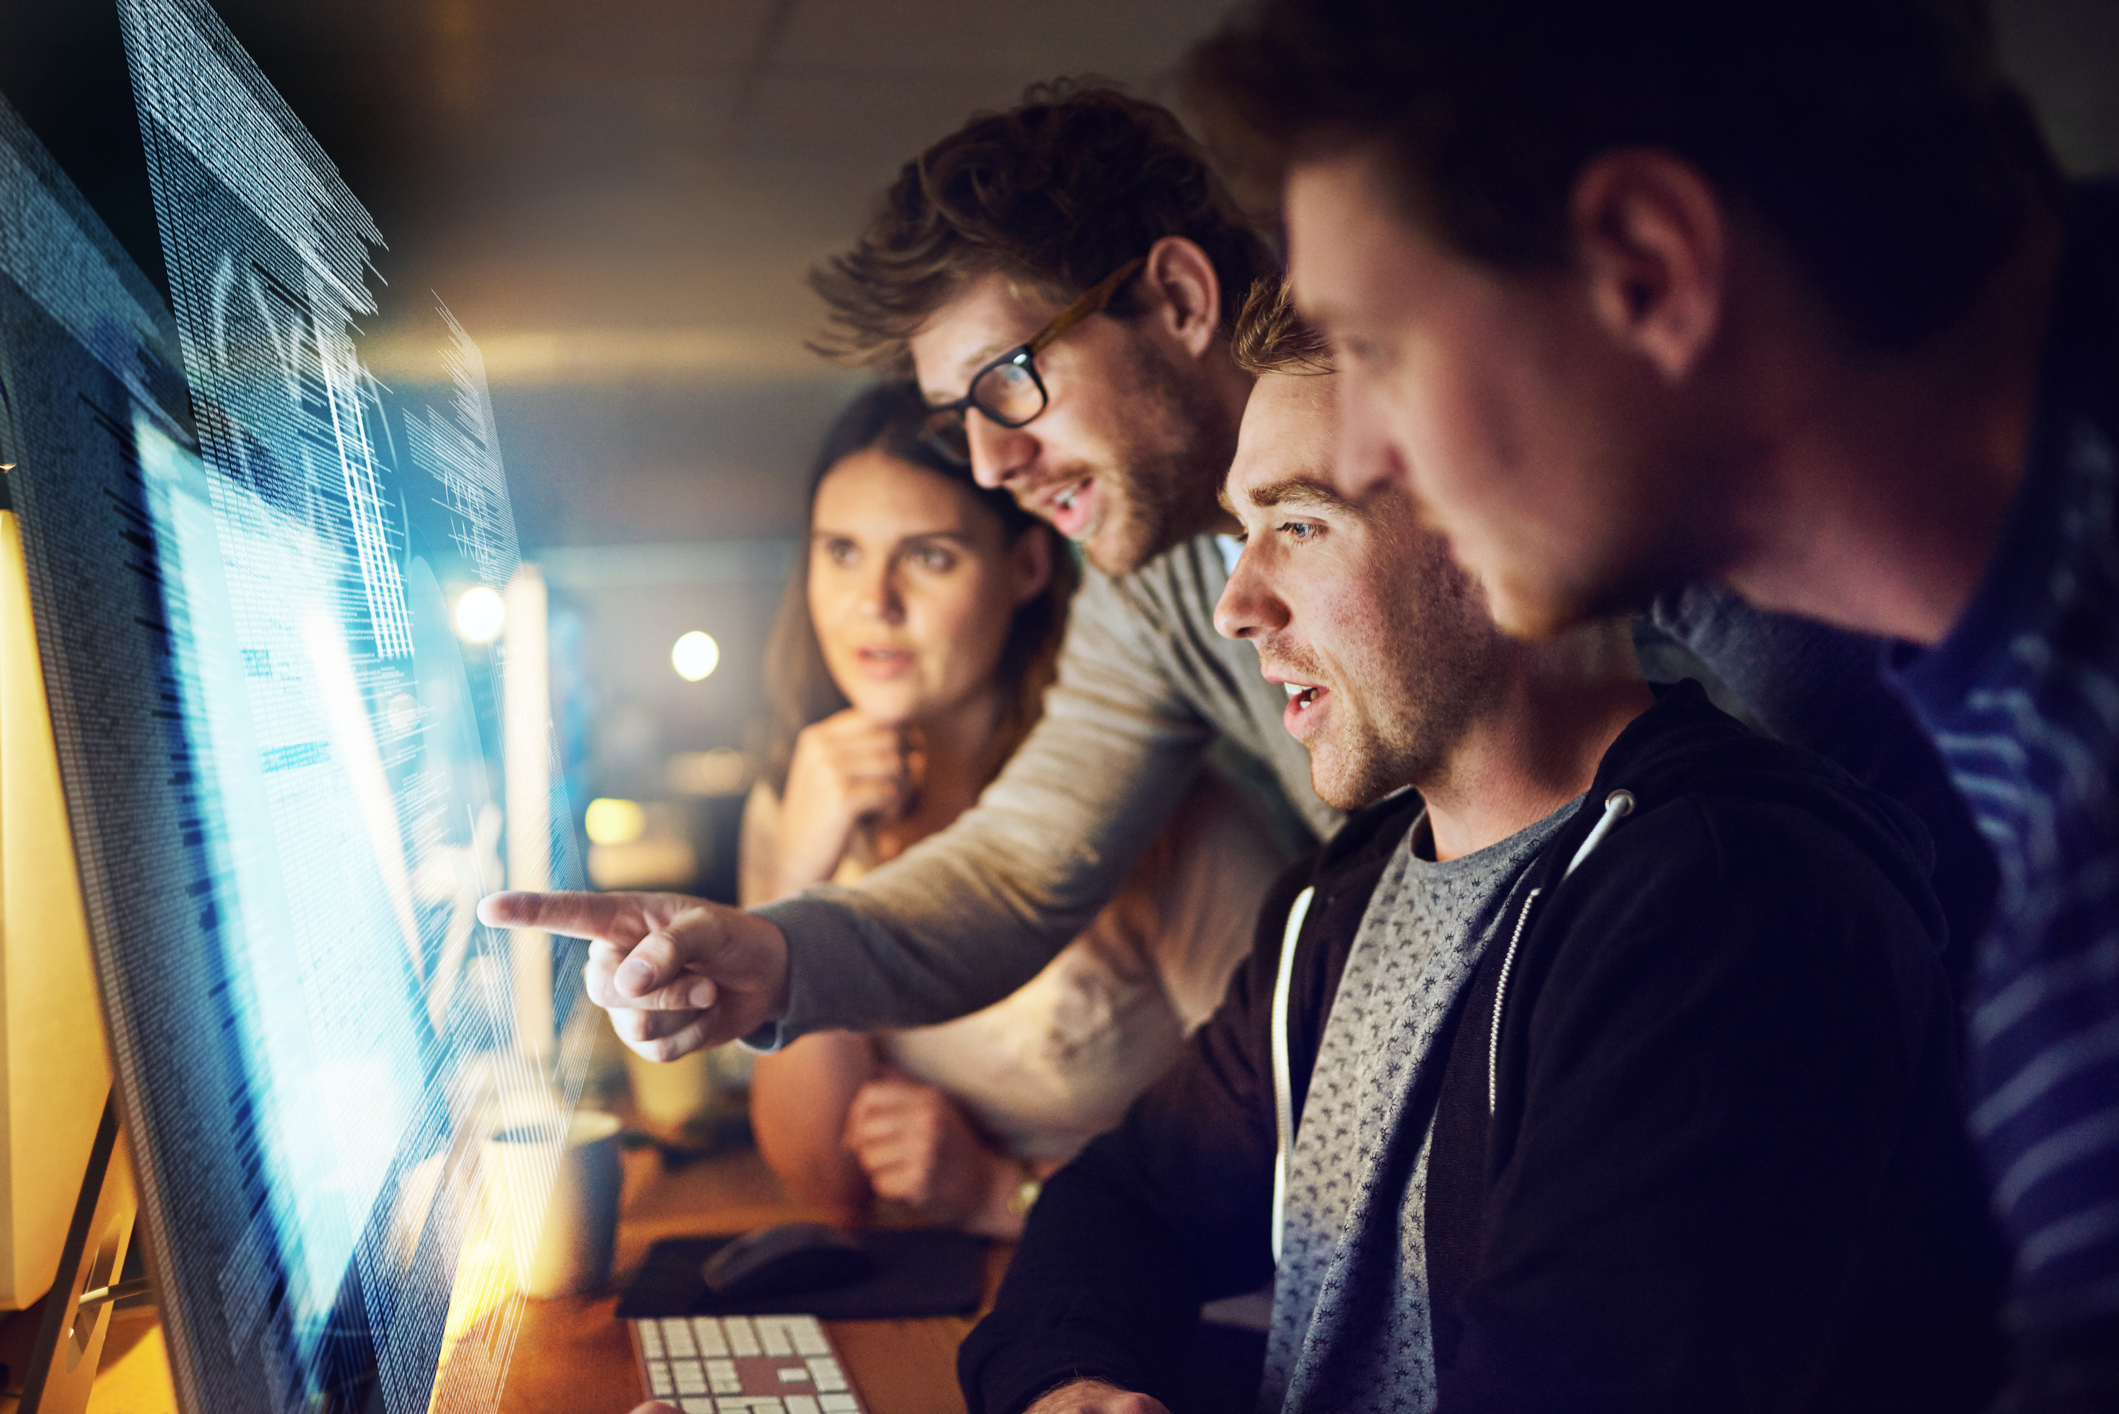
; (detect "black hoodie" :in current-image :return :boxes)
[960,682,2008,1414]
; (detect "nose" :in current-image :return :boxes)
[858,561,906,625]
[965,412,1037,492]
[1212,541,1290,642]
[1332,374,1410,503]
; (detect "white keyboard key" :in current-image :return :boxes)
[632,1311,851,1412]
[784,1316,830,1356]
[756,1317,794,1357]
[662,1317,699,1358]
[692,1315,729,1356]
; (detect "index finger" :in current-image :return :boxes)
[477,890,640,942]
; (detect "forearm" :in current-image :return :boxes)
[748,1033,878,1225]
[755,586,1214,1039]
[959,949,1285,1413]
[959,1152,1210,1414]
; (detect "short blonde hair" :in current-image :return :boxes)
[1229,275,1334,377]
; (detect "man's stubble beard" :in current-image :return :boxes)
[1313,531,1510,811]
[1081,334,1237,577]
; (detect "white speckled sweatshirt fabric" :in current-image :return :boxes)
[1265,799,1576,1413]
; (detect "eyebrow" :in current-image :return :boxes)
[956,337,1022,378]
[1233,475,1360,515]
[1289,288,1355,333]
[811,527,978,548]
[920,342,1016,406]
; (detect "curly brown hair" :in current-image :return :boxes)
[810,81,1276,373]
[1230,276,1335,377]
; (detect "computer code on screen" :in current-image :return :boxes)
[0,3,591,1409]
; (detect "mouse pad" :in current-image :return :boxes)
[616,1230,990,1320]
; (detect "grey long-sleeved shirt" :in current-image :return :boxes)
[753,532,1339,1043]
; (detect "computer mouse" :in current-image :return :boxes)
[698,1222,875,1301]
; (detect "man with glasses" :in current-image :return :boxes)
[483,85,1333,1065]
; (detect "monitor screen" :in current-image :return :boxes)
[0,2,589,1407]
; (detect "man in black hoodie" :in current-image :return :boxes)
[957,289,2007,1414]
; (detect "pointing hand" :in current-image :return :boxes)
[476,890,791,1058]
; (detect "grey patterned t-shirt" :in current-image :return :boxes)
[1263,798,1579,1413]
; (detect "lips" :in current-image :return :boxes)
[854,646,914,679]
[1272,675,1330,735]
[1040,477,1095,538]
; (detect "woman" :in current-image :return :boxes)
[743,382,1284,1237]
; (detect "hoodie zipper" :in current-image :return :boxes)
[1272,787,1638,1262]
[1488,790,1635,1114]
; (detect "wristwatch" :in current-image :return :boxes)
[1006,1159,1043,1218]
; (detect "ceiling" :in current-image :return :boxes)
[5,0,2115,553]
[3,0,2116,553]
[0,0,1242,550]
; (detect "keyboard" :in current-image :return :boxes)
[626,1313,867,1414]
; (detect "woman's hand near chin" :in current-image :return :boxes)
[771,707,917,897]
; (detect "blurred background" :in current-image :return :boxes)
[3,0,2117,905]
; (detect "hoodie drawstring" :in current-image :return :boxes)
[1270,885,1316,1265]
[1271,787,1638,1264]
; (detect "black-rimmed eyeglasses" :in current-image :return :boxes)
[923,256,1147,460]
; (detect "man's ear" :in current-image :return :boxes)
[1570,150,1725,381]
[1139,235,1223,360]
[1010,524,1055,605]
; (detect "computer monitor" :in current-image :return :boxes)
[0,0,590,1407]
[0,88,159,1414]
[0,470,138,1414]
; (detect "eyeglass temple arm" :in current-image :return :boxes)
[1027,256,1149,356]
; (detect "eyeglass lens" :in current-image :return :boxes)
[970,355,1046,427]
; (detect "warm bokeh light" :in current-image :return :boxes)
[452,585,506,644]
[582,797,646,846]
[666,747,753,797]
[671,630,719,682]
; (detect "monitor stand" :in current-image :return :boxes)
[3,1093,138,1414]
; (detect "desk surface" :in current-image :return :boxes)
[497,1142,1005,1414]
[90,1142,1001,1414]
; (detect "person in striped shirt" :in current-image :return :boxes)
[1187,0,2116,1406]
